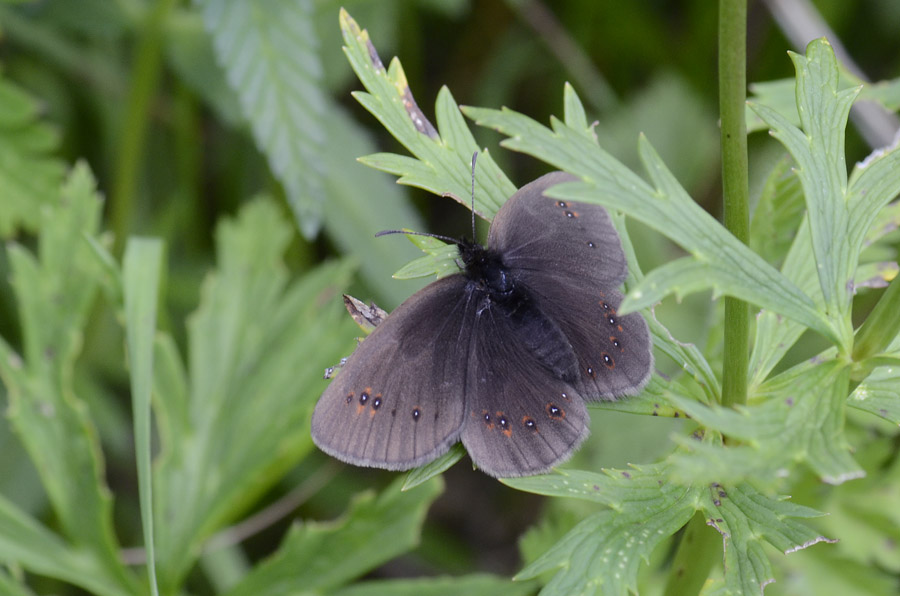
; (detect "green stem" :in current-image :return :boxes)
[719,0,750,409]
[852,274,900,361]
[664,3,749,594]
[110,0,178,255]
[663,513,722,596]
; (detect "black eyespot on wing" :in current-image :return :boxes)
[546,403,565,419]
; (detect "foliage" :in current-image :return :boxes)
[0,2,898,596]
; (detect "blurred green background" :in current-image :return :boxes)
[1,0,898,594]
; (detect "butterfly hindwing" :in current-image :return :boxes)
[460,302,589,478]
[489,172,653,400]
[311,275,477,470]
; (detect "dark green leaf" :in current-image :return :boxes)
[223,477,443,596]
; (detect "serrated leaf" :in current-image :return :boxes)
[701,483,835,596]
[747,70,900,133]
[198,0,326,237]
[509,464,698,596]
[153,198,357,589]
[0,77,66,237]
[462,99,839,346]
[750,44,857,341]
[562,82,594,141]
[0,164,135,593]
[670,361,864,485]
[222,477,443,596]
[340,9,516,219]
[749,40,900,352]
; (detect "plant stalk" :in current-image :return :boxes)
[663,513,722,596]
[719,0,750,409]
[665,2,749,594]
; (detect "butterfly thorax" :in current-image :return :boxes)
[458,240,516,299]
[458,239,580,382]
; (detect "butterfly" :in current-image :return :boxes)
[311,171,652,477]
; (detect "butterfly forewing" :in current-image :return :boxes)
[489,172,628,287]
[311,275,477,470]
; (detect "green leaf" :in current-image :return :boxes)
[747,71,900,133]
[848,361,900,424]
[402,443,467,491]
[749,212,821,387]
[392,237,460,280]
[123,238,165,595]
[508,464,699,595]
[701,483,835,596]
[670,361,864,485]
[340,8,516,219]
[507,463,834,595]
[330,574,536,596]
[0,494,130,596]
[749,156,806,268]
[0,164,135,593]
[0,570,32,596]
[222,477,443,596]
[462,96,840,346]
[749,39,859,349]
[153,198,357,589]
[0,77,66,237]
[198,0,327,237]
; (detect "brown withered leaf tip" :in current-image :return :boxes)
[343,294,388,333]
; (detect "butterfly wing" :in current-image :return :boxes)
[311,275,477,470]
[460,303,590,478]
[488,172,653,400]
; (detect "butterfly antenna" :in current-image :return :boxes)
[374,229,460,245]
[470,151,478,241]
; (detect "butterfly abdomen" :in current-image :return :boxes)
[459,242,580,383]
